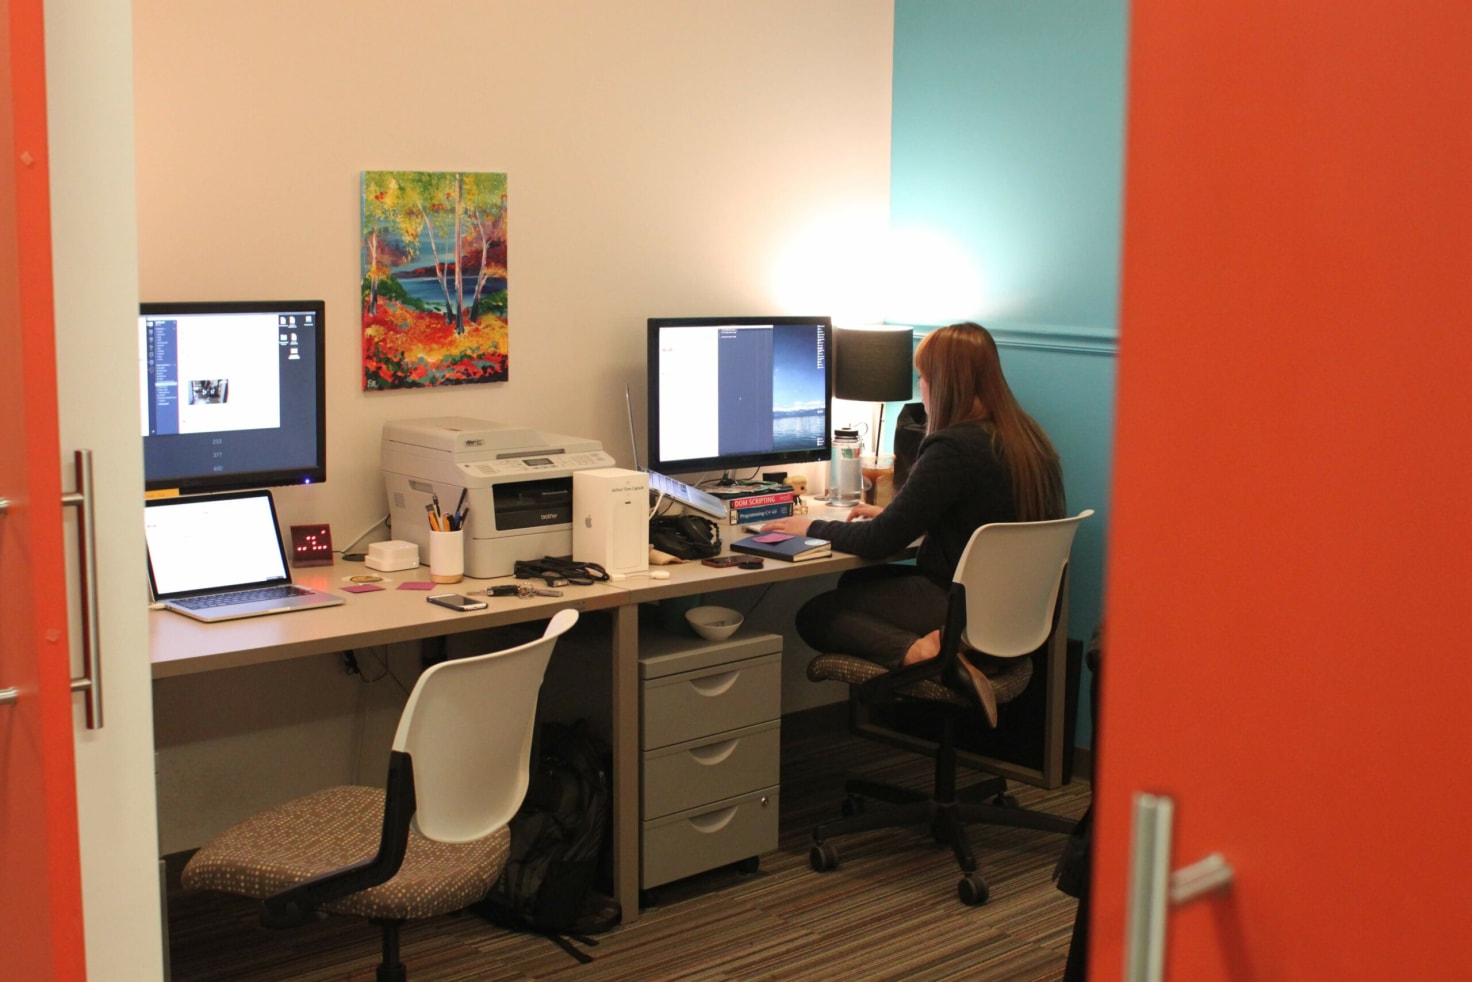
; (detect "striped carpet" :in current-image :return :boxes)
[165,710,1090,981]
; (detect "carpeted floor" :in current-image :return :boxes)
[165,711,1090,981]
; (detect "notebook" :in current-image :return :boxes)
[730,530,832,563]
[145,489,345,622]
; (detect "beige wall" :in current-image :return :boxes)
[135,0,894,851]
[134,0,893,539]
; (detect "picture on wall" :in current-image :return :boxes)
[360,170,509,389]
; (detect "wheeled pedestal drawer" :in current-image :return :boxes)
[641,787,780,889]
[639,630,782,891]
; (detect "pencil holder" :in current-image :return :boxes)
[428,529,465,583]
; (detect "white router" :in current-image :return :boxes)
[573,467,649,579]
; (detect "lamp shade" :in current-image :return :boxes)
[834,325,915,402]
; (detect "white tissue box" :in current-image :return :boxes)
[365,539,419,572]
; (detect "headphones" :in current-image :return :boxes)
[648,514,721,560]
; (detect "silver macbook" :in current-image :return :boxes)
[145,489,345,622]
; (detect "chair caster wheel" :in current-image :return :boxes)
[991,792,1020,808]
[810,841,839,872]
[841,794,866,818]
[958,873,990,906]
[737,856,760,875]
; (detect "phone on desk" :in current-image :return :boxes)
[427,593,488,612]
[702,557,743,568]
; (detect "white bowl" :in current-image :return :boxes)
[685,605,744,641]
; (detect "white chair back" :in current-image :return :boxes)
[391,608,578,843]
[952,510,1093,658]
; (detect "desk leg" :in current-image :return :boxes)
[611,604,641,923]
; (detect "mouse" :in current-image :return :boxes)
[650,570,670,579]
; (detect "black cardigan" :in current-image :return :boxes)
[807,419,1018,585]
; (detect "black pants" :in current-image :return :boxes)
[794,564,949,668]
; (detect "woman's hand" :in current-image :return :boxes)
[756,516,813,536]
[845,502,883,522]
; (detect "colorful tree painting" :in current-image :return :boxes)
[361,170,509,389]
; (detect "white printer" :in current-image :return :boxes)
[381,417,614,577]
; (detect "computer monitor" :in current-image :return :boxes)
[138,300,327,494]
[647,315,832,480]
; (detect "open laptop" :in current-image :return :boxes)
[145,488,345,622]
[625,384,729,520]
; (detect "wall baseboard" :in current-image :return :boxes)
[782,703,1092,785]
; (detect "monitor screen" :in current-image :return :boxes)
[139,300,327,493]
[647,315,832,479]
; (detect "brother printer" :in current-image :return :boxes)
[381,417,614,577]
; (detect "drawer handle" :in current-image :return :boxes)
[688,670,739,697]
[688,806,738,834]
[688,739,739,766]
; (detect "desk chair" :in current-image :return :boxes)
[181,609,579,982]
[807,511,1092,906]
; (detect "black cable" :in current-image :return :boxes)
[514,556,610,586]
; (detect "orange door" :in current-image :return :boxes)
[1095,2,1472,978]
[0,1,87,976]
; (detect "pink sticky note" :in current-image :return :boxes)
[342,583,384,593]
[752,532,793,543]
[397,581,435,590]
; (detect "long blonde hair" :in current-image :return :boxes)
[913,322,1064,521]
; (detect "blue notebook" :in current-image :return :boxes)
[730,531,832,563]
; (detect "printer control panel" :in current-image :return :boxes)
[460,450,613,478]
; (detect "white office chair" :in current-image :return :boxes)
[181,608,579,982]
[808,511,1093,905]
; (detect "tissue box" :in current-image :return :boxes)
[365,539,420,572]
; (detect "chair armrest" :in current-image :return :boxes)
[260,751,418,928]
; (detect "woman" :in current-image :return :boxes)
[758,321,1064,723]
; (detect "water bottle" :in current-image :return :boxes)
[830,428,863,507]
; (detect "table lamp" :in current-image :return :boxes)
[834,324,915,456]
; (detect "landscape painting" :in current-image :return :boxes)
[361,170,508,389]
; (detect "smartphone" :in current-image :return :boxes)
[702,557,743,568]
[427,593,488,612]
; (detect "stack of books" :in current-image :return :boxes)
[724,489,795,525]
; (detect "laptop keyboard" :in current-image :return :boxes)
[174,585,312,610]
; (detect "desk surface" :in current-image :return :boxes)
[150,514,877,677]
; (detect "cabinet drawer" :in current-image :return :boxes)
[642,720,780,820]
[641,653,780,749]
[641,787,779,889]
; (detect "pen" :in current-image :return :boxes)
[431,491,443,525]
[425,503,439,530]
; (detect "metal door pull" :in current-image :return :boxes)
[1126,793,1235,982]
[1170,851,1234,905]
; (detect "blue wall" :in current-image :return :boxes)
[891,0,1128,747]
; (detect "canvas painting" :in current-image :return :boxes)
[361,170,509,389]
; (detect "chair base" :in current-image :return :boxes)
[373,919,406,982]
[811,775,1074,906]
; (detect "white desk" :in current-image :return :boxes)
[150,516,880,923]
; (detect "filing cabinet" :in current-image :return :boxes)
[639,630,782,891]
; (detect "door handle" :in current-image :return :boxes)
[0,455,103,727]
[1126,792,1235,982]
[63,450,104,729]
[0,499,11,707]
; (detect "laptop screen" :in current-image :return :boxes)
[145,491,292,597]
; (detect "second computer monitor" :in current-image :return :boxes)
[647,315,832,479]
[139,299,327,494]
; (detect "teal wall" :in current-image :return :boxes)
[891,0,1128,747]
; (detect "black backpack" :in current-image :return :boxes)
[477,720,619,961]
